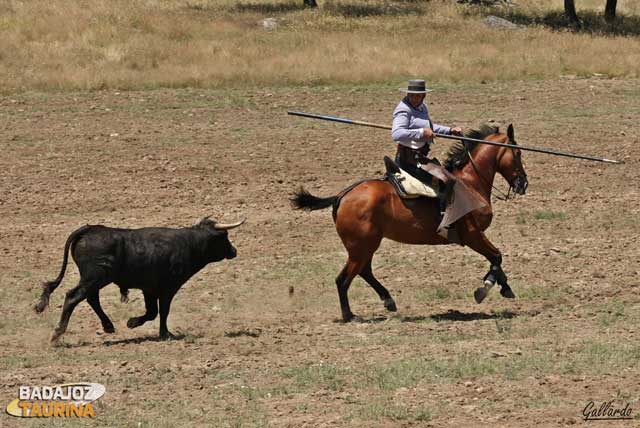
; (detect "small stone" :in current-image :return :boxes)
[262,18,278,30]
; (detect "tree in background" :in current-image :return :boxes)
[605,0,617,21]
[565,0,619,26]
[564,0,580,27]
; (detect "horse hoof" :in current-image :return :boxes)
[342,313,356,323]
[500,286,516,299]
[127,318,142,329]
[159,332,178,341]
[474,287,488,304]
[383,298,397,312]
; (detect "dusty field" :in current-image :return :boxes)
[1,78,639,427]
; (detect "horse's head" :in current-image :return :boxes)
[497,124,528,195]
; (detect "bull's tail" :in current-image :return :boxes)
[34,225,92,313]
[291,188,338,211]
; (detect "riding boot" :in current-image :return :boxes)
[438,179,455,214]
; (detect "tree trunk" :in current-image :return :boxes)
[564,0,580,28]
[304,0,318,8]
[605,0,617,22]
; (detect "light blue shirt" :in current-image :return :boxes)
[391,97,451,149]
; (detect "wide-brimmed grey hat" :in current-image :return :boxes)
[399,79,432,94]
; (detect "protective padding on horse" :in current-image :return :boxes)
[394,168,438,198]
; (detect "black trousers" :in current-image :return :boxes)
[395,152,437,187]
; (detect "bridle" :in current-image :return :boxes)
[465,139,528,201]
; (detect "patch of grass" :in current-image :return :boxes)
[357,399,433,422]
[598,299,626,328]
[364,355,498,390]
[515,282,564,301]
[2,1,640,92]
[358,400,408,421]
[233,0,306,14]
[494,317,512,336]
[283,362,348,391]
[533,210,567,221]
[324,0,424,18]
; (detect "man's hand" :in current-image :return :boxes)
[423,127,434,139]
[450,127,463,136]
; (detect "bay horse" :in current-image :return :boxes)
[292,124,528,322]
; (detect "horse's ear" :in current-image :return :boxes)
[507,124,515,143]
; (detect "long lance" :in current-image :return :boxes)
[288,111,623,164]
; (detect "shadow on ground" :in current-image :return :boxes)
[101,334,186,346]
[487,9,640,37]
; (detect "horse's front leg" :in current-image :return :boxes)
[458,216,515,303]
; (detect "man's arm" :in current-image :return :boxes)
[391,110,424,144]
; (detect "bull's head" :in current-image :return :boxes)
[197,216,246,261]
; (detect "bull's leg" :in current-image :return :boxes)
[359,259,397,312]
[50,284,89,343]
[87,292,115,334]
[127,291,158,329]
[158,294,176,340]
[51,265,111,343]
[458,216,514,304]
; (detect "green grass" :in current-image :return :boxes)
[357,400,433,422]
[533,210,568,221]
[283,362,348,392]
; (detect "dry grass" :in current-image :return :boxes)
[1,0,639,93]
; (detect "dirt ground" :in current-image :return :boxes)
[1,78,639,428]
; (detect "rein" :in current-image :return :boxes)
[465,146,513,202]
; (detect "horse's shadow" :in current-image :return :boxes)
[335,309,537,324]
[101,334,186,346]
[429,309,526,322]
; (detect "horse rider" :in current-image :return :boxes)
[392,79,462,211]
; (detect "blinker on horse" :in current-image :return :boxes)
[293,124,528,322]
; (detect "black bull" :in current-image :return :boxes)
[34,217,244,342]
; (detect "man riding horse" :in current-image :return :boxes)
[392,79,462,212]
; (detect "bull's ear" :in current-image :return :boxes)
[198,215,213,225]
[507,124,515,143]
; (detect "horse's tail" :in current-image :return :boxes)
[34,225,92,313]
[291,188,338,211]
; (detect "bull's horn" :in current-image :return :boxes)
[213,218,246,230]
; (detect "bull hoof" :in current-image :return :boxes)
[50,328,64,344]
[383,298,397,312]
[103,324,116,334]
[500,285,516,299]
[474,287,488,304]
[127,317,143,329]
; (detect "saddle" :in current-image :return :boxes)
[383,156,438,199]
[383,156,487,245]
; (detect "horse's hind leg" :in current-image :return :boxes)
[359,260,397,312]
[458,216,515,303]
[336,258,367,322]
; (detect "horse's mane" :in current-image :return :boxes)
[444,125,499,171]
